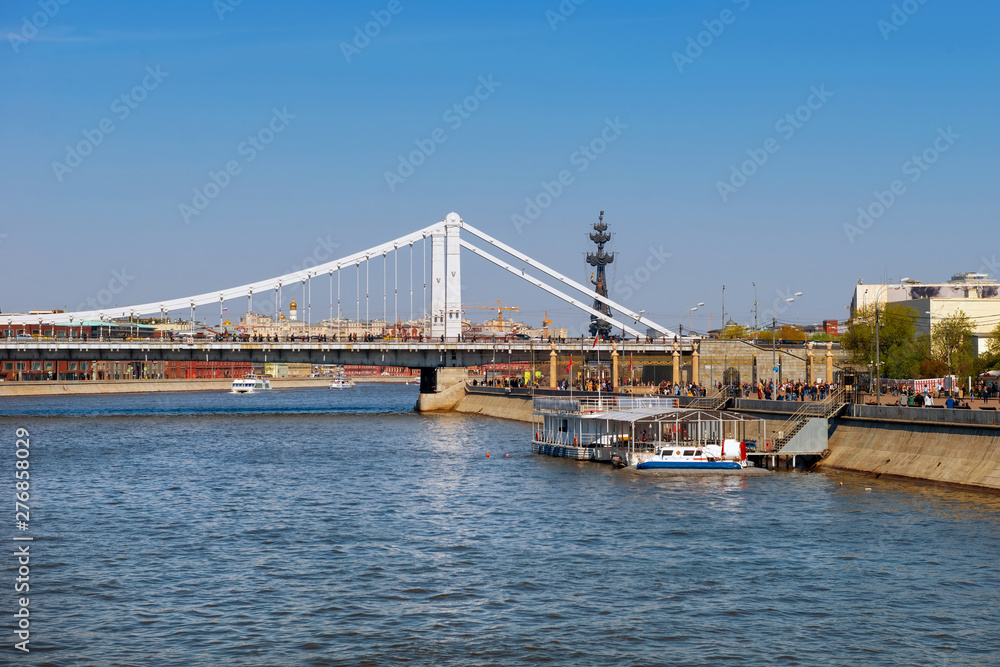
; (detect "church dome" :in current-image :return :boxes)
[290,299,297,310]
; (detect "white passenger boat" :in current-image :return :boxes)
[231,374,271,393]
[635,440,746,470]
[329,377,355,389]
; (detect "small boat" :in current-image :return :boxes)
[636,440,746,470]
[231,374,271,393]
[329,377,355,389]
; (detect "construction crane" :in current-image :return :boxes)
[541,312,552,337]
[463,300,520,332]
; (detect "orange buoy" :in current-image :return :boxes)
[505,454,509,457]
[486,453,490,458]
[573,437,578,446]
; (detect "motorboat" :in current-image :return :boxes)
[635,439,746,470]
[231,374,271,393]
[329,376,355,389]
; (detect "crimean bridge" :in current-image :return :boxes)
[0,213,696,395]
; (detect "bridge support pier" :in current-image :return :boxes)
[415,367,468,412]
[549,345,557,389]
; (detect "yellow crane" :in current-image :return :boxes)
[542,312,553,337]
[463,300,520,331]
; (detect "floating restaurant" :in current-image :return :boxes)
[531,395,767,467]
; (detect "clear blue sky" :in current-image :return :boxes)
[2,0,998,333]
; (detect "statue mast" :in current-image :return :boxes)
[586,211,615,338]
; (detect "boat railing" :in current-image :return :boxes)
[533,395,680,415]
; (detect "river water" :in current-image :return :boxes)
[1,384,999,665]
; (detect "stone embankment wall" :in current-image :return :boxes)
[454,391,532,422]
[821,416,1000,491]
[696,339,853,385]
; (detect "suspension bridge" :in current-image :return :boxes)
[0,213,697,399]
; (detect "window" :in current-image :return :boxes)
[683,450,695,457]
[3,363,11,371]
[32,362,41,371]
[559,419,568,433]
[44,362,53,371]
[69,363,77,371]
[16,363,25,371]
[79,363,88,370]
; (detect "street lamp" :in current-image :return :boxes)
[926,309,952,391]
[772,294,802,386]
[680,303,705,337]
[870,284,900,399]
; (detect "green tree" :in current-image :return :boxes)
[842,303,920,376]
[987,321,1000,356]
[931,310,975,377]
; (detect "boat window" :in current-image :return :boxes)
[559,419,568,433]
[683,450,695,456]
[663,450,673,456]
[695,450,703,456]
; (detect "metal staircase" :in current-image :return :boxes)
[771,388,847,453]
[688,388,730,410]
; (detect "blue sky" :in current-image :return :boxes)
[2,0,998,333]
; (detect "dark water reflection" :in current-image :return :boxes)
[2,385,998,665]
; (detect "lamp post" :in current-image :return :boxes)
[722,284,726,330]
[752,282,758,343]
[680,303,705,337]
[772,293,802,386]
[871,284,900,399]
[926,309,952,392]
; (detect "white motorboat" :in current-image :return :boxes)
[329,377,355,389]
[636,440,746,470]
[231,374,272,393]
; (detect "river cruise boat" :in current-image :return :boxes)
[531,396,764,469]
[329,377,355,389]
[231,374,272,393]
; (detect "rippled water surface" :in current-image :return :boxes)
[2,385,999,665]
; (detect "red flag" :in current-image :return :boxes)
[566,355,573,373]
[592,335,598,348]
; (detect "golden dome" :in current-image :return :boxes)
[289,299,297,309]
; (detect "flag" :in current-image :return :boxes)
[592,335,598,348]
[566,355,572,373]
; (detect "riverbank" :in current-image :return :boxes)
[443,386,1000,491]
[0,375,413,397]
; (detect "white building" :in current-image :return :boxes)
[850,272,1000,355]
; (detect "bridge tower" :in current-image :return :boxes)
[430,212,463,340]
[587,211,615,338]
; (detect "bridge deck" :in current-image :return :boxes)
[0,339,692,366]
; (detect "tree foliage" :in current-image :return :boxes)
[721,324,748,339]
[931,310,976,377]
[842,303,918,375]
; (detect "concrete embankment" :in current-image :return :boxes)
[820,410,1000,491]
[454,390,533,422]
[0,376,411,397]
[436,389,1000,490]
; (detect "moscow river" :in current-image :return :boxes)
[2,384,999,665]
